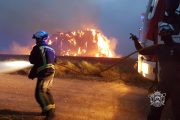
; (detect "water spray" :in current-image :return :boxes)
[0,61,33,73]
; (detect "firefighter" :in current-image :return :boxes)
[28,31,57,120]
[130,23,180,120]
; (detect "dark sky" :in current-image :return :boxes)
[0,0,148,57]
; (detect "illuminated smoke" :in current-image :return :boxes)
[0,41,33,55]
[0,61,32,73]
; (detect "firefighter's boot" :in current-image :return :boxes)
[44,109,56,120]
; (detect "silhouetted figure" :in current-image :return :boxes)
[130,23,180,120]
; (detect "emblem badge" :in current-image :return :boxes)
[148,90,166,107]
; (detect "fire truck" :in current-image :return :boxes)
[137,0,180,81]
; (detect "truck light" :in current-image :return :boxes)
[142,62,149,77]
[141,13,145,23]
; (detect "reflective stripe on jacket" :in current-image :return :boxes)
[37,46,55,73]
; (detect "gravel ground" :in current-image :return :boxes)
[0,74,174,120]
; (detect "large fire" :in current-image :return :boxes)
[46,29,115,57]
[0,29,118,57]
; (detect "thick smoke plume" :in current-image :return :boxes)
[0,41,33,55]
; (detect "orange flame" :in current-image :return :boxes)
[48,40,52,45]
[78,47,81,54]
[29,29,118,57]
[91,29,96,36]
[72,31,76,36]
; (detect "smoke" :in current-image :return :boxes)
[0,61,32,73]
[109,38,121,58]
[0,41,33,55]
[0,0,100,53]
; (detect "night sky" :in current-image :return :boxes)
[0,0,148,57]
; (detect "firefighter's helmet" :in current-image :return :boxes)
[32,31,49,40]
[158,23,174,36]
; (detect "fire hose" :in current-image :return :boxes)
[55,44,164,76]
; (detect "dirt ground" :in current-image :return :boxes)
[0,74,174,120]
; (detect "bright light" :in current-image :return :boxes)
[48,40,52,45]
[141,13,145,23]
[91,29,96,36]
[5,61,31,67]
[0,61,33,73]
[78,47,81,54]
[142,63,148,77]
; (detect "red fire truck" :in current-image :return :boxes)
[137,0,180,81]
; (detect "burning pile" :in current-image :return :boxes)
[46,29,114,57]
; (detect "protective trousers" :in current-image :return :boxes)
[35,72,55,113]
[147,82,180,120]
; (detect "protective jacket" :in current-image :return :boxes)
[29,41,57,79]
[134,40,180,84]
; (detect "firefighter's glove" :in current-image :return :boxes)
[130,33,138,41]
[28,66,37,80]
[28,74,35,80]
